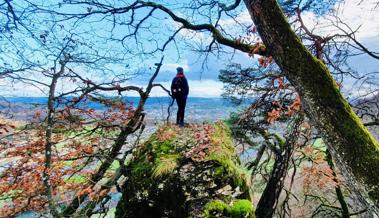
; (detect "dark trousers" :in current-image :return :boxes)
[175,96,187,125]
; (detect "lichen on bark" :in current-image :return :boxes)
[243,0,379,213]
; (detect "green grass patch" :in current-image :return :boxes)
[64,175,87,184]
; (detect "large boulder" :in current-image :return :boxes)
[115,122,254,218]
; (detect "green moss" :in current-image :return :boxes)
[207,122,250,192]
[214,166,225,177]
[211,158,246,188]
[130,153,153,177]
[127,123,251,189]
[152,154,181,178]
[203,199,254,218]
[230,200,254,218]
[203,200,230,217]
[156,140,172,153]
[127,126,180,182]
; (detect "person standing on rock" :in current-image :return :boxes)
[171,67,189,127]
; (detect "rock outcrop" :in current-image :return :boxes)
[115,122,254,218]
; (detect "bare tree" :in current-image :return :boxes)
[1,0,379,217]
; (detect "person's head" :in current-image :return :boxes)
[176,67,184,74]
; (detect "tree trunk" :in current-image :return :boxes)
[326,149,350,218]
[255,117,302,217]
[243,0,379,214]
[44,61,67,218]
[255,148,291,218]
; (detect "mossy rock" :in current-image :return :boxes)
[204,199,254,218]
[115,122,254,218]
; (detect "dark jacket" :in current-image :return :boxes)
[171,73,189,97]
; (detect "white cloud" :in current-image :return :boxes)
[0,81,47,97]
[170,19,211,44]
[218,11,252,27]
[149,79,223,97]
[172,10,252,45]
[336,0,379,39]
[162,62,190,72]
[178,28,212,44]
[301,0,379,40]
[297,0,379,98]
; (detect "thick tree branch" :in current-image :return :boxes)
[61,57,164,217]
[244,0,379,213]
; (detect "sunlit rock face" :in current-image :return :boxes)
[115,122,254,218]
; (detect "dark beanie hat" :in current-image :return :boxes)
[176,67,184,73]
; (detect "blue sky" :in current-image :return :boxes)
[0,0,378,98]
[161,0,379,98]
[137,0,379,98]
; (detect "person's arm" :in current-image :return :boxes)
[184,78,189,96]
[171,78,176,98]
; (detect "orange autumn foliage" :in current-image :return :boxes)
[258,56,273,68]
[0,119,16,135]
[0,100,135,217]
[267,108,282,124]
[300,146,339,193]
[267,96,302,124]
[0,133,96,216]
[184,124,215,162]
[286,97,302,116]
